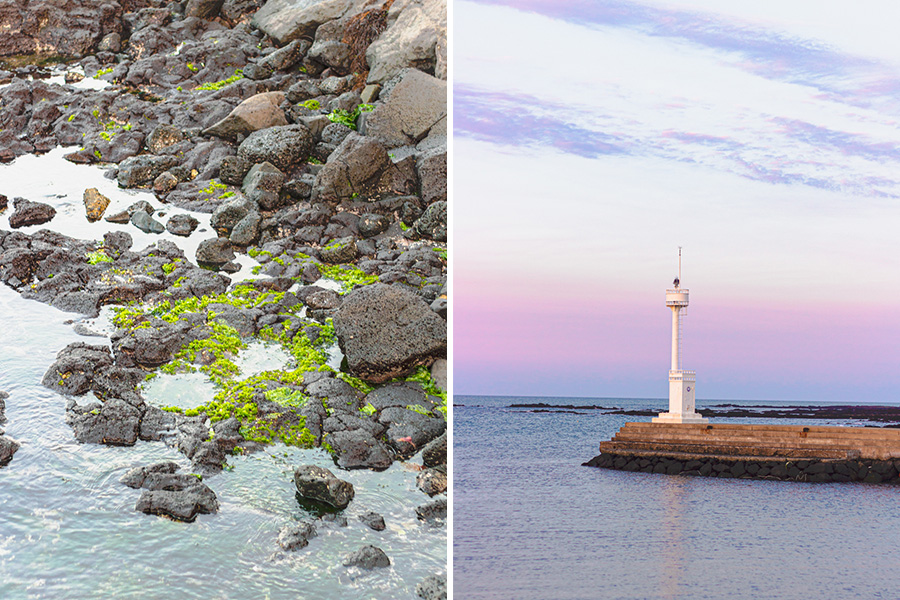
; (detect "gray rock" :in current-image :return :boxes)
[153,171,179,193]
[358,511,386,531]
[379,406,446,456]
[412,200,446,242]
[320,236,357,264]
[118,155,180,188]
[328,429,393,470]
[98,33,122,53]
[203,92,288,141]
[312,133,390,202]
[120,462,180,488]
[146,125,184,154]
[0,435,19,466]
[166,214,200,236]
[343,544,390,569]
[211,197,255,234]
[416,467,446,496]
[259,39,309,71]
[416,574,448,600]
[196,238,236,268]
[358,213,389,238]
[364,69,446,146]
[333,283,446,383]
[366,0,446,84]
[230,211,261,246]
[416,148,446,204]
[219,155,252,185]
[185,0,224,19]
[9,198,56,228]
[242,63,273,80]
[65,398,142,446]
[252,0,361,45]
[308,19,350,71]
[134,479,219,522]
[237,124,314,172]
[415,498,446,525]
[277,521,318,551]
[422,431,446,467]
[131,210,165,234]
[242,161,285,210]
[293,464,355,509]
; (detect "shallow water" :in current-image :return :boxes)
[455,395,900,600]
[0,154,446,597]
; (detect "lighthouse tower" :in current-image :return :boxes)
[653,249,708,424]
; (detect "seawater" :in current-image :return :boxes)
[454,395,900,600]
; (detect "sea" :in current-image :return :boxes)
[454,395,900,600]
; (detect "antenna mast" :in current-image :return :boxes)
[678,247,682,281]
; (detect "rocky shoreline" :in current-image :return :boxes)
[0,0,446,596]
[505,402,900,425]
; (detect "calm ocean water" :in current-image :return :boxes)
[454,395,900,600]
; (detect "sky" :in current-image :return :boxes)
[453,0,900,402]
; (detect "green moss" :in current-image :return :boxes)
[162,259,181,275]
[433,247,447,261]
[316,263,378,294]
[85,250,113,265]
[326,103,374,131]
[195,69,244,91]
[199,180,229,196]
[301,99,320,110]
[405,404,432,416]
[338,372,375,394]
[360,403,377,417]
[94,67,113,79]
[187,62,199,72]
[67,114,76,122]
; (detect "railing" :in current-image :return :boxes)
[669,370,696,379]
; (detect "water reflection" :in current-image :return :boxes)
[659,476,688,600]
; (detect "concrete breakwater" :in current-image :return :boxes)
[587,421,900,484]
[584,452,900,484]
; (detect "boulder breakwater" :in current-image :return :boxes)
[0,0,446,596]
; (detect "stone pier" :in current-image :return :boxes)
[585,422,900,484]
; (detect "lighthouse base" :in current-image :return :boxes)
[652,412,708,424]
[653,370,706,423]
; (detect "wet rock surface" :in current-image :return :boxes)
[342,544,391,569]
[122,462,219,522]
[294,465,355,509]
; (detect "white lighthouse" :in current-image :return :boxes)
[653,249,708,424]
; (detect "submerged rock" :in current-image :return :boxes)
[0,435,19,466]
[343,544,391,569]
[294,464,355,509]
[277,521,318,551]
[358,511,386,531]
[416,574,448,600]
